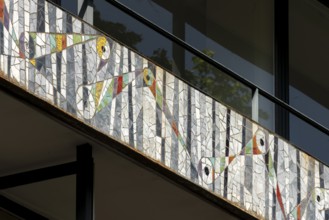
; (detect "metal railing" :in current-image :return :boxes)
[104,0,329,139]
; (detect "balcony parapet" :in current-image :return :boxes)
[0,0,328,219]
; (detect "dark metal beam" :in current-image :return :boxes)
[78,0,93,18]
[48,0,61,5]
[0,195,48,220]
[76,144,94,220]
[0,162,77,190]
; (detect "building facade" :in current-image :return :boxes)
[0,0,328,219]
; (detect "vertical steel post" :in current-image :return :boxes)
[274,0,290,139]
[76,144,94,220]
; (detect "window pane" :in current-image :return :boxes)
[289,0,329,127]
[115,0,274,93]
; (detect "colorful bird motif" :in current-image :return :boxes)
[0,0,111,73]
[198,129,289,219]
[288,187,329,220]
[76,67,191,155]
[1,1,328,220]
[142,68,187,149]
[198,129,268,184]
[78,67,321,220]
[77,67,200,176]
[76,69,143,119]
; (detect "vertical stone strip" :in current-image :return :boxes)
[223,108,231,198]
[135,56,143,152]
[37,0,45,32]
[240,118,246,207]
[243,121,253,212]
[324,165,329,219]
[212,99,216,191]
[190,88,201,183]
[66,13,72,33]
[187,86,195,180]
[28,0,37,91]
[319,162,324,188]
[306,158,315,219]
[113,46,123,139]
[56,50,62,104]
[7,0,13,77]
[161,71,167,164]
[264,131,270,219]
[66,13,76,115]
[48,2,57,104]
[214,103,226,195]
[155,67,162,160]
[272,137,278,219]
[128,50,134,147]
[296,150,301,212]
[18,0,25,85]
[170,77,179,171]
[0,8,3,55]
[59,11,67,111]
[48,3,56,32]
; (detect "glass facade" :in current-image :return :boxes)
[289,0,329,162]
[91,0,328,163]
[51,0,277,119]
[48,0,329,164]
[119,0,275,92]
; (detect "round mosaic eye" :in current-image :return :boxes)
[198,157,215,185]
[204,166,210,176]
[255,129,267,153]
[97,36,110,60]
[314,188,325,210]
[143,68,155,86]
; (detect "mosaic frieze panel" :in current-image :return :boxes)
[0,0,328,219]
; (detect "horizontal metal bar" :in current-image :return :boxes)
[0,162,77,189]
[105,0,258,90]
[259,90,329,137]
[105,0,329,138]
[0,195,48,220]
